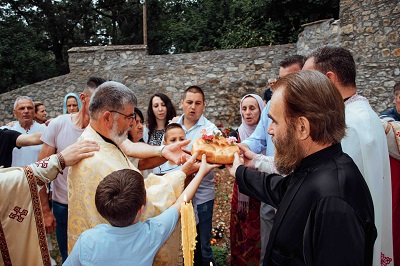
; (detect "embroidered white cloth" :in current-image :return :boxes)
[0,154,62,266]
[343,94,393,265]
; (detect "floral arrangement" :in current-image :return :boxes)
[217,124,235,138]
[200,128,237,146]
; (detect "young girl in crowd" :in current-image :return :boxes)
[144,93,176,146]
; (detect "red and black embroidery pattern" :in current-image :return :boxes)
[381,252,393,266]
[24,166,51,266]
[56,153,66,170]
[8,207,28,223]
[0,221,12,266]
[35,157,50,169]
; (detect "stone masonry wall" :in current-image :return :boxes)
[340,0,400,110]
[1,0,399,126]
[0,44,297,126]
[297,18,341,53]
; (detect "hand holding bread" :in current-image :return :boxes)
[191,131,239,164]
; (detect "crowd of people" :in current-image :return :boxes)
[0,45,399,266]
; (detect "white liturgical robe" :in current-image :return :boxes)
[342,94,393,265]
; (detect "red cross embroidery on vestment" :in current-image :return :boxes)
[35,157,50,168]
[9,206,28,222]
[381,252,393,266]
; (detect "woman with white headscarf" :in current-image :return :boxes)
[63,93,82,114]
[229,94,264,265]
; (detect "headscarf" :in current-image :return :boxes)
[63,93,82,114]
[238,94,264,140]
[237,94,264,213]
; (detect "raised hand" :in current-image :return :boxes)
[238,145,257,169]
[181,152,201,177]
[162,139,191,165]
[197,154,221,177]
[226,152,244,177]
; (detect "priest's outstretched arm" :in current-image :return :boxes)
[119,139,191,167]
[226,152,285,209]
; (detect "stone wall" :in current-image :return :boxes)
[340,0,400,110]
[1,0,399,126]
[0,44,297,126]
[297,18,341,53]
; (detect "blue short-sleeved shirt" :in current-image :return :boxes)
[63,207,178,266]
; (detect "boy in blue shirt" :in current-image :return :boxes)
[153,123,187,175]
[64,153,218,266]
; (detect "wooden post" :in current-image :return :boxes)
[142,0,147,46]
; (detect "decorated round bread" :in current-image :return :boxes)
[191,135,239,164]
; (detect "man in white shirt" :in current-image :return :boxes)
[177,85,219,265]
[1,96,47,167]
[38,77,105,263]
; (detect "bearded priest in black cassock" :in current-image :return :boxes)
[228,70,376,266]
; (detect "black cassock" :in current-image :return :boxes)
[236,143,377,266]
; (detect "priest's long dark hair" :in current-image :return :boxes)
[276,70,346,145]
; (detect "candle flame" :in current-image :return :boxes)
[184,194,187,203]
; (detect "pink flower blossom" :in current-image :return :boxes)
[227,136,237,145]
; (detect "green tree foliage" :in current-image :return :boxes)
[0,0,99,76]
[219,0,278,49]
[149,0,339,53]
[0,0,339,92]
[0,15,57,92]
[149,0,232,54]
[267,0,340,43]
[93,0,143,44]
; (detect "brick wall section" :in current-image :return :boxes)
[1,0,399,125]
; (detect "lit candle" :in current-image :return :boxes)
[181,194,197,265]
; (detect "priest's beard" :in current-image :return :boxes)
[110,122,130,145]
[272,124,306,175]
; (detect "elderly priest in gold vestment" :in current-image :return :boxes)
[68,81,197,265]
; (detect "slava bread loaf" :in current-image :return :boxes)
[191,136,239,164]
